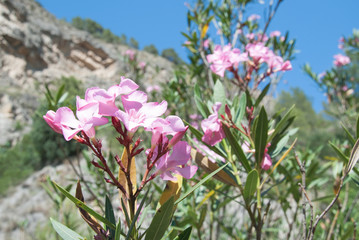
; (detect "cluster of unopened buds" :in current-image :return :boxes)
[43,77,197,195]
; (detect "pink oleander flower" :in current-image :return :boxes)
[245,42,270,63]
[333,54,350,67]
[257,33,268,42]
[203,39,210,48]
[242,141,272,170]
[46,100,108,141]
[146,85,161,93]
[201,102,225,146]
[115,91,167,133]
[207,44,247,77]
[125,49,135,60]
[138,61,146,70]
[261,153,272,170]
[151,141,198,181]
[194,139,225,163]
[270,31,281,38]
[248,14,261,22]
[147,116,187,149]
[266,53,292,72]
[43,110,62,134]
[84,77,138,116]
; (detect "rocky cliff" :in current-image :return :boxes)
[0,0,174,145]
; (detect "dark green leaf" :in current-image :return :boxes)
[254,83,270,107]
[255,107,268,165]
[126,188,150,240]
[55,84,65,103]
[52,181,116,230]
[222,125,251,172]
[356,115,359,139]
[105,195,116,238]
[341,123,355,145]
[243,169,258,203]
[329,142,349,164]
[174,226,192,240]
[145,197,175,240]
[50,218,85,240]
[268,105,295,142]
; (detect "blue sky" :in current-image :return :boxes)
[38,0,359,111]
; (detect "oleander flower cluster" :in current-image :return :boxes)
[43,77,197,182]
[206,42,292,78]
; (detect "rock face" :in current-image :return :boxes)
[0,0,174,145]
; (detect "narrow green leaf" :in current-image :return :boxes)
[58,92,69,105]
[234,93,247,126]
[175,163,229,204]
[115,221,122,240]
[50,218,85,240]
[212,80,226,113]
[174,226,192,240]
[243,170,259,203]
[271,135,289,157]
[194,84,210,117]
[329,142,349,164]
[105,195,116,238]
[121,198,131,227]
[341,123,355,145]
[268,105,295,142]
[145,197,175,240]
[222,125,251,172]
[52,181,116,230]
[55,84,65,103]
[126,188,150,240]
[255,107,268,165]
[356,115,359,139]
[254,83,270,107]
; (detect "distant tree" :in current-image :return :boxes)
[129,37,139,49]
[71,17,127,45]
[143,44,159,55]
[161,48,183,65]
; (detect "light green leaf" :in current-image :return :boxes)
[115,221,122,240]
[145,197,174,240]
[175,162,229,204]
[212,80,226,113]
[234,93,247,126]
[243,170,259,203]
[50,218,85,240]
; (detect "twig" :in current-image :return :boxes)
[308,175,345,240]
[326,209,340,240]
[294,150,310,240]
